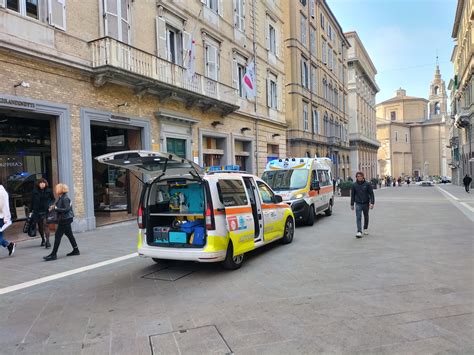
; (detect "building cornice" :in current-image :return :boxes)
[452,0,465,38]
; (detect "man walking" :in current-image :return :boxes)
[463,174,472,193]
[0,179,15,256]
[350,171,375,238]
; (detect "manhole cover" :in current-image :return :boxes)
[150,325,232,354]
[142,263,197,281]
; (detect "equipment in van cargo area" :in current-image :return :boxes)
[153,227,170,244]
[169,231,187,244]
[168,183,204,213]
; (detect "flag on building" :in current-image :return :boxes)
[242,60,256,98]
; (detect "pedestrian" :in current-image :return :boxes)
[43,183,80,261]
[348,176,353,182]
[332,178,337,194]
[31,178,55,248]
[350,172,375,238]
[0,179,15,256]
[406,177,411,187]
[397,177,402,186]
[463,174,472,193]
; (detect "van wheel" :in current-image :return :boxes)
[222,242,244,270]
[306,205,315,226]
[281,217,295,244]
[325,200,333,216]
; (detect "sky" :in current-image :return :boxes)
[328,0,458,104]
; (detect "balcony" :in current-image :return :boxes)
[89,37,239,115]
[327,136,342,146]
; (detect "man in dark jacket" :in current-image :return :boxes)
[350,171,375,238]
[463,174,472,193]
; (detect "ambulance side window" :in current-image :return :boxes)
[257,181,275,203]
[324,171,331,185]
[317,170,329,186]
[217,179,248,207]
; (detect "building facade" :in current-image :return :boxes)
[448,0,473,185]
[0,0,287,233]
[345,31,380,180]
[376,79,448,179]
[282,0,351,180]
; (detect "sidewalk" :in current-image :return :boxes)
[0,221,138,288]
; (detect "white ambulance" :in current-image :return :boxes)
[262,157,334,225]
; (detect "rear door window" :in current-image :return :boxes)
[217,179,249,207]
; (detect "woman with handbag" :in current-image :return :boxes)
[31,178,55,248]
[43,183,80,261]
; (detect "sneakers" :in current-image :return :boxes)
[7,243,15,256]
[363,229,369,235]
[356,231,363,238]
[67,248,80,256]
[43,254,57,261]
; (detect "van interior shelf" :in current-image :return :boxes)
[149,212,204,217]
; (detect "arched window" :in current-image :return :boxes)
[328,83,333,105]
[434,86,439,95]
[434,102,441,115]
[324,112,329,137]
[330,115,334,137]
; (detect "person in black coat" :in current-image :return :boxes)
[350,171,375,238]
[44,183,80,261]
[463,174,472,193]
[31,178,55,248]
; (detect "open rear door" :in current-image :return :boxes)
[95,150,203,180]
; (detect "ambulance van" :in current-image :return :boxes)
[262,157,334,225]
[96,151,295,269]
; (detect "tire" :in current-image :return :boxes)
[222,242,244,270]
[281,217,295,244]
[325,200,333,216]
[306,205,315,226]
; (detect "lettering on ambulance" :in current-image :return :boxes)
[256,181,282,240]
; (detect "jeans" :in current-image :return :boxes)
[0,220,9,248]
[51,222,78,256]
[355,203,369,232]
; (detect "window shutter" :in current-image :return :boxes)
[104,0,119,40]
[120,0,130,44]
[206,44,218,80]
[155,17,167,59]
[182,31,190,66]
[218,0,223,17]
[48,0,66,31]
[233,0,238,28]
[310,0,315,17]
[201,0,206,4]
[267,78,271,108]
[317,111,321,134]
[265,22,270,50]
[232,59,238,89]
[277,77,282,111]
[276,26,281,57]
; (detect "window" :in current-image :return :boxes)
[310,0,315,17]
[105,0,130,43]
[323,78,327,99]
[267,73,278,109]
[7,0,38,18]
[166,26,183,64]
[390,111,396,121]
[268,23,277,55]
[6,0,66,29]
[317,170,329,186]
[310,27,316,55]
[300,14,307,46]
[234,0,245,31]
[395,131,398,142]
[203,0,219,14]
[303,102,309,131]
[333,51,337,73]
[324,112,329,136]
[311,65,317,93]
[312,108,319,134]
[328,25,332,40]
[335,90,339,109]
[235,62,246,98]
[205,40,219,80]
[405,133,408,143]
[301,57,308,88]
[434,102,441,115]
[218,179,248,207]
[257,181,275,204]
[320,13,325,30]
[322,40,327,64]
[434,86,439,95]
[328,47,332,70]
[300,0,307,5]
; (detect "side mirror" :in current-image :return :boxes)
[311,181,321,191]
[273,195,283,203]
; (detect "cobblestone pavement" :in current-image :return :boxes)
[0,185,472,354]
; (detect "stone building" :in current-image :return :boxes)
[448,0,473,185]
[376,68,449,180]
[0,0,287,232]
[345,31,380,180]
[282,0,351,179]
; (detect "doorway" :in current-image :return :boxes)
[91,124,141,226]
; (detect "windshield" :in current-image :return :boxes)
[262,169,309,191]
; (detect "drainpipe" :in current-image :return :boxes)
[252,0,259,175]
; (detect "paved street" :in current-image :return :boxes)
[0,185,473,354]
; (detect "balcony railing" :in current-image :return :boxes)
[89,37,238,113]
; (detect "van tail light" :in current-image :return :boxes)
[137,204,145,229]
[205,205,215,230]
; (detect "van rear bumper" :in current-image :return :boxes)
[138,244,227,262]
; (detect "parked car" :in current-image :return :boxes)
[96,151,295,270]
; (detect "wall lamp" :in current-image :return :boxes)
[14,81,30,88]
[240,127,251,133]
[211,121,223,127]
[117,102,129,107]
[272,133,281,138]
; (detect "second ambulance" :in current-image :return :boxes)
[262,157,334,225]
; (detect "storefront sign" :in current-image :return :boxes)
[0,96,36,110]
[0,161,23,168]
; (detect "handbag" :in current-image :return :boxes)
[23,214,32,234]
[28,222,37,237]
[47,210,60,225]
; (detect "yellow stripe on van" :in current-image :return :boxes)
[137,230,142,249]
